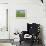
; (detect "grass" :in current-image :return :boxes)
[16,10,25,17]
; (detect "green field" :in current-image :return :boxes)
[16,10,25,17]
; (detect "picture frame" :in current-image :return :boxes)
[16,10,26,18]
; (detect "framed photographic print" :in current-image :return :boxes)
[16,10,25,17]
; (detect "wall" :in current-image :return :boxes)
[0,0,46,46]
[0,0,8,3]
[8,0,46,45]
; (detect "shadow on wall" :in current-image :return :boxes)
[40,25,45,46]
